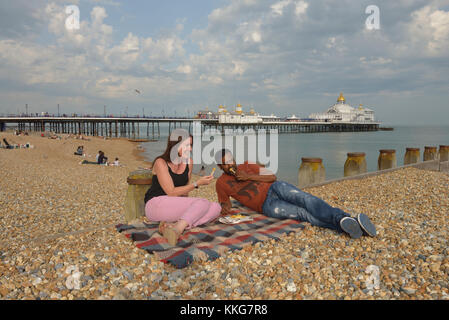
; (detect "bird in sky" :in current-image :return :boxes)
[135,89,141,94]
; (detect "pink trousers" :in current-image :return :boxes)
[145,196,221,229]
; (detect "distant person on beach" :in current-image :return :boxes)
[214,149,377,239]
[144,129,221,246]
[2,138,13,149]
[97,151,108,165]
[74,146,84,156]
[113,158,120,166]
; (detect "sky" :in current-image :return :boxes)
[0,0,449,125]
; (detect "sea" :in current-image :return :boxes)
[139,125,449,185]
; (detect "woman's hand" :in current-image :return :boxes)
[197,175,214,186]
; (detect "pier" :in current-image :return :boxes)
[0,116,380,139]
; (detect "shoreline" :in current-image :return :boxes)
[129,141,153,169]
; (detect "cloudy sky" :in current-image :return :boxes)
[1,0,448,125]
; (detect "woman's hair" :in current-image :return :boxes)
[154,129,193,164]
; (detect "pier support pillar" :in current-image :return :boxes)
[344,152,367,177]
[378,149,397,170]
[404,148,420,165]
[298,158,325,188]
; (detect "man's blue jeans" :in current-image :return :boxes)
[262,181,350,233]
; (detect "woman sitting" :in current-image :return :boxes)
[74,146,84,156]
[97,151,108,165]
[144,129,221,245]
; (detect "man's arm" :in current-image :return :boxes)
[220,200,232,215]
[216,179,233,215]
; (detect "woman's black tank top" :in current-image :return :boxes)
[144,161,189,203]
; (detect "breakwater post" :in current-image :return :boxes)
[124,170,153,223]
[404,148,420,165]
[424,146,438,161]
[378,149,397,170]
[344,152,367,177]
[298,158,325,188]
[439,145,449,162]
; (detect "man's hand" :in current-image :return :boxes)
[220,201,232,215]
[235,171,250,181]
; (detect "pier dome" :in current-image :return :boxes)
[329,92,354,114]
[337,92,346,103]
[235,103,243,114]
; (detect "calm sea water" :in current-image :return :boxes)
[140,125,449,185]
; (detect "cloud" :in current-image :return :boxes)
[0,0,47,39]
[404,5,449,56]
[271,0,308,17]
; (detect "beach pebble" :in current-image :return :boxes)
[286,281,297,293]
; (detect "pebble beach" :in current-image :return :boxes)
[0,131,448,300]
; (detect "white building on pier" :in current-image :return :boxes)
[309,93,375,123]
[218,103,262,124]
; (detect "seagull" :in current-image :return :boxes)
[135,89,141,94]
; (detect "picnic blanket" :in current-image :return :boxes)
[116,200,305,268]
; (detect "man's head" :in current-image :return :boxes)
[215,149,237,175]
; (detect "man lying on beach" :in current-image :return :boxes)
[214,149,377,239]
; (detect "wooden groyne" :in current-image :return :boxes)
[298,146,449,187]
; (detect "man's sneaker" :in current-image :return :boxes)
[357,213,377,237]
[340,217,363,239]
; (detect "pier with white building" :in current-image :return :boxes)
[0,93,381,138]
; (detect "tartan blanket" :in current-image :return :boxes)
[116,200,305,269]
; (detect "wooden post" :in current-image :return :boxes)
[298,158,325,188]
[423,146,438,161]
[439,145,449,162]
[404,148,420,165]
[124,170,153,222]
[378,149,396,170]
[344,152,367,177]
